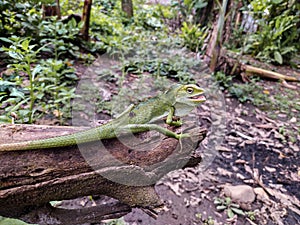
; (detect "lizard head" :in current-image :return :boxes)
[165,84,206,116]
[173,84,206,106]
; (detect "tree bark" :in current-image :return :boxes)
[0,124,206,224]
[56,0,61,19]
[81,0,93,41]
[121,0,133,18]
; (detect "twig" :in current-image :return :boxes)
[246,218,258,225]
[281,79,297,90]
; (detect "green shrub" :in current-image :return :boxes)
[180,22,208,52]
[244,0,300,64]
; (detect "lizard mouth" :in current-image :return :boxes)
[190,94,206,103]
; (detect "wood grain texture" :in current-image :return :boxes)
[0,124,206,223]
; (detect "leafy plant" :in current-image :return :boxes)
[0,1,42,38]
[243,0,300,64]
[180,22,208,52]
[214,197,255,220]
[132,4,164,30]
[195,213,215,225]
[0,37,78,124]
[38,17,83,58]
[121,52,198,83]
[0,73,26,123]
[36,58,78,123]
[94,0,116,14]
[171,0,208,24]
[213,71,233,90]
[0,37,48,123]
[227,78,272,107]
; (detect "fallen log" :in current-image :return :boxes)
[0,123,206,224]
[218,49,300,83]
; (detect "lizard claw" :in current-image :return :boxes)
[169,119,183,127]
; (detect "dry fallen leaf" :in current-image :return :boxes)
[264,166,276,173]
[164,181,182,196]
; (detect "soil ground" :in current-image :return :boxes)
[122,83,300,225]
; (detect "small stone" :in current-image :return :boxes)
[224,185,255,205]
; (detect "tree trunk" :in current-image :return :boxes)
[42,0,61,19]
[56,0,61,19]
[121,0,133,18]
[0,124,206,224]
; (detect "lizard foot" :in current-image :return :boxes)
[176,133,190,139]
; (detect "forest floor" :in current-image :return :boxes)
[59,59,299,225]
[2,55,298,225]
[122,77,300,225]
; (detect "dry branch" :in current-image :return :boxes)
[218,49,300,84]
[0,123,206,224]
[243,64,300,82]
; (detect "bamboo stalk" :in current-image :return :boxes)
[243,64,300,82]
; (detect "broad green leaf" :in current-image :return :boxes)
[0,216,37,225]
[213,198,223,205]
[274,51,283,64]
[32,65,43,79]
[225,197,231,205]
[10,88,25,99]
[0,115,10,123]
[0,81,16,86]
[227,208,235,218]
[231,207,246,216]
[21,39,30,51]
[8,51,23,60]
[194,1,207,9]
[0,37,14,44]
[216,205,227,211]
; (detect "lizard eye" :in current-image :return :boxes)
[186,87,194,94]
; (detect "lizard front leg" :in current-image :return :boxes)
[120,124,189,139]
[166,107,182,126]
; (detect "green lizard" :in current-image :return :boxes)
[0,84,206,152]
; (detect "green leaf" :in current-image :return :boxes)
[10,88,25,99]
[272,0,283,4]
[227,208,235,218]
[194,1,207,10]
[0,37,14,44]
[0,216,37,225]
[274,51,283,64]
[8,51,23,60]
[216,205,227,211]
[0,115,10,123]
[32,65,43,79]
[213,198,223,205]
[0,80,16,86]
[21,39,30,51]
[231,207,246,216]
[225,197,231,205]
